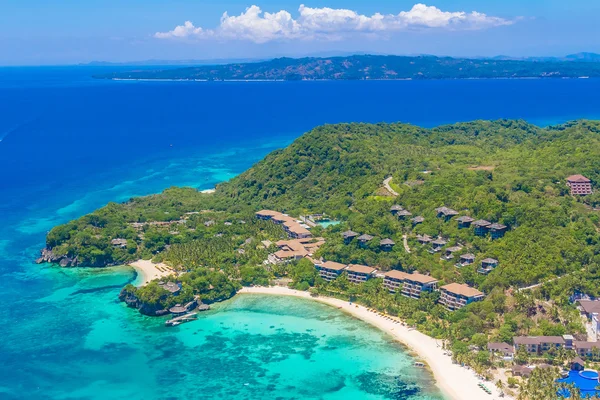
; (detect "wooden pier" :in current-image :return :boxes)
[165,312,198,327]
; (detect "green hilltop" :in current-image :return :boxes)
[41,120,600,361]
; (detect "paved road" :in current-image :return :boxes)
[383,176,399,197]
[403,234,411,253]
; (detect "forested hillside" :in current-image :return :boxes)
[95,55,600,81]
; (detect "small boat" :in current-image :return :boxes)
[165,312,198,327]
[414,362,425,368]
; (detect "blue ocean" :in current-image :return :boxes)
[1,67,600,399]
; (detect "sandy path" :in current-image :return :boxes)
[238,286,510,400]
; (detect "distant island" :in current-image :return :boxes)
[94,54,600,81]
[38,119,600,398]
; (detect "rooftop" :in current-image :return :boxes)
[160,282,180,293]
[357,234,374,241]
[390,205,404,211]
[578,300,600,315]
[380,238,395,246]
[489,223,507,230]
[435,206,459,216]
[411,216,425,223]
[457,216,474,223]
[441,283,484,298]
[460,253,475,260]
[319,261,348,271]
[481,258,498,264]
[342,230,359,238]
[405,272,438,284]
[347,264,377,274]
[473,220,491,227]
[567,174,591,183]
[488,342,514,353]
[384,270,410,280]
[256,210,281,217]
[397,210,412,216]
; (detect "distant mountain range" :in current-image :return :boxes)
[94,53,600,81]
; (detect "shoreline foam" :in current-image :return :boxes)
[238,286,509,400]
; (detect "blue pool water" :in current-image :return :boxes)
[3,67,600,398]
[318,220,342,228]
[558,370,600,397]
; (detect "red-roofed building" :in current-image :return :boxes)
[567,175,593,196]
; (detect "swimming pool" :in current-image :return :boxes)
[317,220,341,228]
[558,370,600,398]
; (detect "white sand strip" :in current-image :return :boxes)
[238,286,510,400]
[129,259,174,286]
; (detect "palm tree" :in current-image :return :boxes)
[496,379,505,395]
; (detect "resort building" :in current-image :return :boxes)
[255,210,312,239]
[567,174,593,196]
[457,216,474,229]
[160,282,181,296]
[488,342,514,359]
[456,253,475,267]
[435,207,459,221]
[342,230,359,244]
[315,261,348,282]
[429,238,447,253]
[478,258,499,275]
[383,270,410,293]
[473,220,492,236]
[489,223,508,240]
[574,341,600,359]
[357,234,374,248]
[346,264,378,284]
[269,238,325,263]
[513,336,572,354]
[441,246,462,261]
[111,238,128,248]
[411,216,425,225]
[396,210,412,219]
[401,273,438,299]
[380,238,395,252]
[390,205,404,215]
[417,234,432,245]
[255,210,281,220]
[439,283,484,311]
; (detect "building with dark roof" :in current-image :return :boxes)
[342,230,359,244]
[478,258,499,274]
[489,223,508,240]
[357,234,374,248]
[473,220,491,236]
[380,238,395,251]
[396,210,412,219]
[457,253,475,267]
[390,205,404,215]
[435,207,459,220]
[457,216,474,229]
[411,216,425,225]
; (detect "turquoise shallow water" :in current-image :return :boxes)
[1,260,443,399]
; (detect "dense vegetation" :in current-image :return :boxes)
[95,55,600,81]
[43,120,600,388]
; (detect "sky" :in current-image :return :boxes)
[1,0,600,65]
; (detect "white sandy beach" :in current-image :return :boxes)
[239,286,509,400]
[200,188,216,194]
[129,259,174,286]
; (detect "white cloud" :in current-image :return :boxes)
[154,3,516,42]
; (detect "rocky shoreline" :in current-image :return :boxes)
[35,248,114,268]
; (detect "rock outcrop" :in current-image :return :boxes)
[118,287,169,317]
